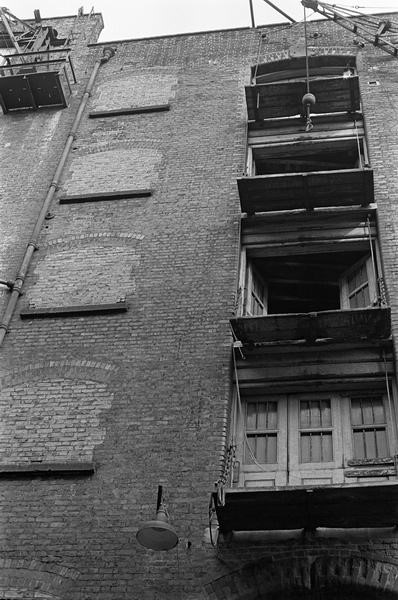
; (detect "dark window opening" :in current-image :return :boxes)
[252,138,364,176]
[246,250,376,315]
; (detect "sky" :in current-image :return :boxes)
[12,0,398,42]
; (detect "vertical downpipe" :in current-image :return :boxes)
[0,46,115,347]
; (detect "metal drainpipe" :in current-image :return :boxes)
[0,46,115,347]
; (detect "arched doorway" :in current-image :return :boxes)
[267,585,397,600]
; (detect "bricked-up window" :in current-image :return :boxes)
[235,391,396,489]
[351,396,388,459]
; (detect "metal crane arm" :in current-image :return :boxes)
[302,0,398,57]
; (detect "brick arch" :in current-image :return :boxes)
[260,47,358,65]
[41,232,144,253]
[0,359,118,388]
[204,553,398,599]
[0,558,79,599]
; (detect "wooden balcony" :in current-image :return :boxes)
[0,49,75,113]
[214,481,398,532]
[245,75,360,121]
[237,168,374,214]
[230,307,390,345]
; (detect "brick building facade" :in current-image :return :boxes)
[0,6,398,599]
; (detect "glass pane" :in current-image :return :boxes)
[320,400,332,427]
[256,435,266,461]
[376,429,388,457]
[267,434,277,463]
[246,403,257,429]
[311,434,322,462]
[353,430,365,459]
[373,399,386,424]
[257,403,267,429]
[245,434,277,464]
[301,433,311,463]
[245,436,256,464]
[300,432,333,463]
[300,401,310,427]
[322,433,333,461]
[310,401,321,428]
[364,429,376,457]
[362,398,374,425]
[267,402,278,429]
[351,399,362,426]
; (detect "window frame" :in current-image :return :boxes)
[235,390,397,489]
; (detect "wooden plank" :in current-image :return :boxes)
[242,227,374,248]
[230,307,391,345]
[347,457,395,467]
[345,469,395,477]
[235,361,391,386]
[248,113,363,133]
[238,169,374,214]
[246,76,360,120]
[248,129,364,146]
[245,240,372,258]
[215,481,398,531]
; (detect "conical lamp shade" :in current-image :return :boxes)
[136,507,179,551]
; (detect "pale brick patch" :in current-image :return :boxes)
[91,71,178,111]
[27,245,139,307]
[63,147,161,196]
[0,379,112,464]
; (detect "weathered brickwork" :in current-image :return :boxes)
[0,10,397,600]
[26,238,141,308]
[91,69,178,110]
[0,13,103,316]
[62,147,162,195]
[0,378,112,463]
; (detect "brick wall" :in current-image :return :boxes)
[0,14,398,600]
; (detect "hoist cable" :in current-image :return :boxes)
[253,31,264,83]
[232,346,270,473]
[354,120,363,170]
[304,6,310,95]
[366,216,379,305]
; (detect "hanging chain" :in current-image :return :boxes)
[215,444,236,506]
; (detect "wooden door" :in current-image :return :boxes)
[288,393,345,486]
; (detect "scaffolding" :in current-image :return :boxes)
[0,7,76,113]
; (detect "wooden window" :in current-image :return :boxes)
[241,250,379,316]
[340,256,377,309]
[351,396,389,459]
[245,400,278,464]
[244,262,267,316]
[235,391,396,489]
[299,400,333,463]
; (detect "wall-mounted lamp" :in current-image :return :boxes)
[136,486,179,551]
